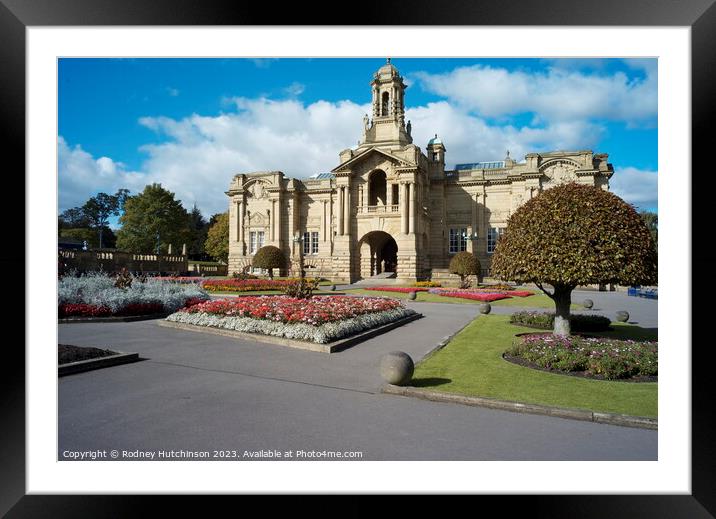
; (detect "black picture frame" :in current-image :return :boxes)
[2,0,711,515]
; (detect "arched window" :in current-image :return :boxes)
[381,92,389,116]
[369,170,387,205]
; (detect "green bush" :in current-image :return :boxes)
[510,311,611,332]
[449,252,481,289]
[252,246,286,279]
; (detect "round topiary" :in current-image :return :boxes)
[449,251,481,289]
[252,245,286,279]
[479,303,491,314]
[379,351,414,385]
[616,310,630,322]
[407,291,417,300]
[583,299,594,309]
[490,183,657,337]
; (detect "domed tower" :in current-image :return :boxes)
[360,58,412,148]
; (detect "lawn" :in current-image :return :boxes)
[411,314,657,417]
[345,288,577,309]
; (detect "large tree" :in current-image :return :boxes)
[81,189,129,249]
[116,183,192,254]
[204,211,229,262]
[187,203,209,258]
[491,183,657,337]
[639,210,658,247]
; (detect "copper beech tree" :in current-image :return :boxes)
[490,183,657,337]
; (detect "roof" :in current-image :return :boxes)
[427,134,443,146]
[455,161,506,171]
[308,172,334,180]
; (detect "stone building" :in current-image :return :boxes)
[226,59,614,283]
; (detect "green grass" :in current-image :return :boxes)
[412,314,657,418]
[344,288,577,309]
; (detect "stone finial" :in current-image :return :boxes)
[182,243,187,255]
[386,57,391,64]
[167,243,172,254]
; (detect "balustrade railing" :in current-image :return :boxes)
[357,204,400,214]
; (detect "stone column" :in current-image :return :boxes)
[238,200,244,247]
[322,200,327,241]
[469,193,477,253]
[337,186,344,236]
[401,183,408,234]
[476,192,484,254]
[271,199,276,241]
[387,183,393,206]
[343,185,351,236]
[408,182,415,234]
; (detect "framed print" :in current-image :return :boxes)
[3,0,713,514]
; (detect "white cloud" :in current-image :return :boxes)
[414,64,656,126]
[609,167,658,210]
[57,136,144,211]
[283,82,305,97]
[166,87,180,97]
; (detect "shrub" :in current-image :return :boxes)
[510,311,611,332]
[414,281,441,288]
[449,252,481,289]
[507,334,658,380]
[282,277,320,299]
[252,246,286,279]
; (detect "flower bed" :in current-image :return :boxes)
[58,272,210,317]
[364,286,430,293]
[202,278,322,293]
[428,288,533,297]
[510,311,611,332]
[432,291,511,302]
[166,295,417,344]
[153,276,205,284]
[506,333,658,380]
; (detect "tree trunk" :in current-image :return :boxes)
[552,285,573,337]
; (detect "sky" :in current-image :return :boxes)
[58,57,658,224]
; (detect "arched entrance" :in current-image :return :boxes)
[358,231,398,278]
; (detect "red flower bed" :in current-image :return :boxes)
[59,298,202,318]
[202,278,317,292]
[364,287,430,293]
[436,291,510,302]
[59,303,112,317]
[180,295,403,326]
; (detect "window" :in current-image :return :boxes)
[487,227,504,253]
[449,228,467,253]
[303,232,319,255]
[249,231,265,254]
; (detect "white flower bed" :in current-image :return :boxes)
[58,272,209,313]
[165,307,416,344]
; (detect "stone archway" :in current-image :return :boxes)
[358,231,398,278]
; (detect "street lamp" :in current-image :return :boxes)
[293,232,305,278]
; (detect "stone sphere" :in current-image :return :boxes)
[479,303,491,314]
[616,310,630,322]
[329,284,336,291]
[380,351,414,385]
[407,291,417,300]
[583,299,594,309]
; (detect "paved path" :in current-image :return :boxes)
[58,297,657,461]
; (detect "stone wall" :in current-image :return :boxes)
[59,250,188,274]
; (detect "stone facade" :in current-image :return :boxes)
[226,59,614,283]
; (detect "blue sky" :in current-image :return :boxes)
[58,57,658,220]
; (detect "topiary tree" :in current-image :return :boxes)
[252,245,286,279]
[491,183,657,337]
[449,251,481,289]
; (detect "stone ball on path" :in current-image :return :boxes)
[616,310,630,322]
[583,299,594,309]
[407,291,417,300]
[479,303,491,314]
[380,351,414,385]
